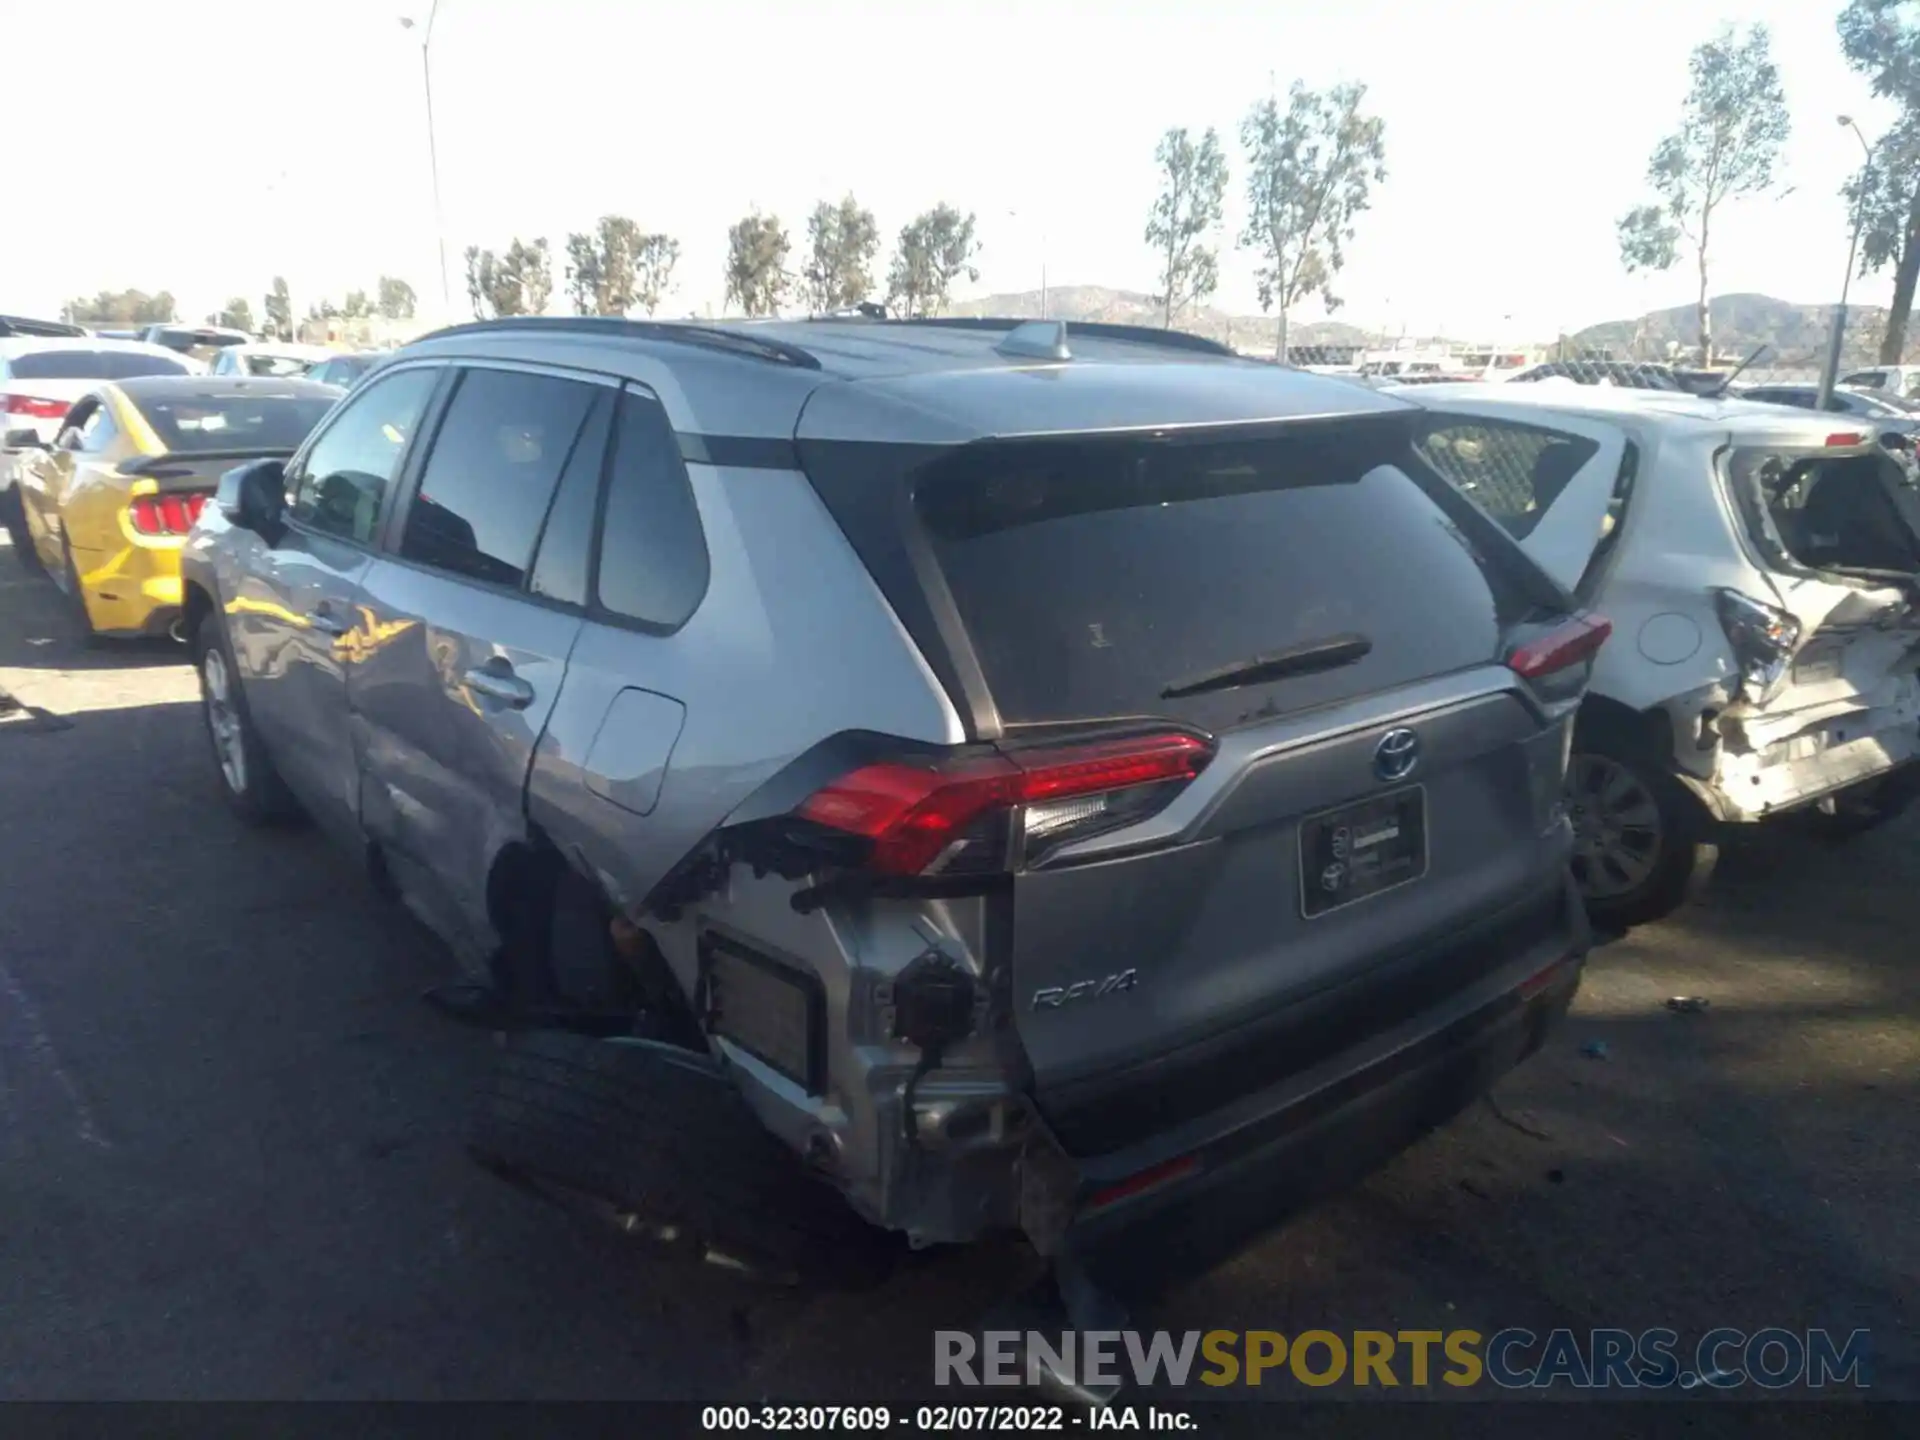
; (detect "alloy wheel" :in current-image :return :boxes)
[1567,752,1664,899]
[201,646,248,795]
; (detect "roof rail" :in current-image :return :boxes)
[410,315,823,370]
[871,315,1238,358]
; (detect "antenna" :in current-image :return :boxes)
[994,320,1071,362]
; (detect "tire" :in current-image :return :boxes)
[1,486,35,567]
[192,611,302,825]
[1567,730,1718,931]
[470,1029,896,1289]
[60,540,99,643]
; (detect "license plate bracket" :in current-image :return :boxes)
[1299,785,1429,919]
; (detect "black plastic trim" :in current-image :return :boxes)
[678,432,800,470]
[856,315,1240,359]
[411,316,822,370]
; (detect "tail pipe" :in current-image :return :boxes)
[167,616,188,644]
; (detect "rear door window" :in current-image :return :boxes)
[903,420,1544,733]
[399,367,602,589]
[1415,418,1600,540]
[528,393,613,607]
[591,388,709,629]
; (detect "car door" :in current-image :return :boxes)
[350,363,605,962]
[229,362,444,846]
[19,395,105,567]
[1411,403,1633,598]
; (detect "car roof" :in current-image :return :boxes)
[226,342,332,357]
[0,336,185,360]
[1405,379,1866,439]
[401,315,1413,443]
[111,374,343,402]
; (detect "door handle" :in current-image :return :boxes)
[463,665,535,709]
[305,608,350,636]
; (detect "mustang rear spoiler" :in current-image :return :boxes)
[120,447,297,480]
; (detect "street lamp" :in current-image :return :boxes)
[400,3,451,318]
[1818,115,1876,408]
[1005,209,1048,318]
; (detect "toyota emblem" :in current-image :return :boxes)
[1373,727,1420,782]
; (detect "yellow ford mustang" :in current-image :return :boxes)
[9,376,339,641]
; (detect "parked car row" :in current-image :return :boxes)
[1,320,386,572]
[6,310,1918,1308]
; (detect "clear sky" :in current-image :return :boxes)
[3,0,1901,341]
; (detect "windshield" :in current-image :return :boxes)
[9,349,190,380]
[131,391,337,454]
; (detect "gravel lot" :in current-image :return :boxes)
[0,531,1912,1427]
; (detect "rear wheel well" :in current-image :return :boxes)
[181,580,215,642]
[1575,694,1674,766]
[484,831,697,1037]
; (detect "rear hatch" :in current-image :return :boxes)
[798,409,1608,1156]
[1720,428,1920,746]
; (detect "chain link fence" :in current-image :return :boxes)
[1413,419,1579,535]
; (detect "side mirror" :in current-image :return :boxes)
[3,428,47,450]
[217,457,287,542]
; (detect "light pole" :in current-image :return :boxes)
[1005,209,1048,318]
[401,3,451,319]
[1818,115,1876,408]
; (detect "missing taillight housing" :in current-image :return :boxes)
[796,731,1214,876]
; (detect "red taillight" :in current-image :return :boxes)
[1825,432,1867,449]
[128,492,209,536]
[1507,613,1613,680]
[3,394,69,419]
[797,732,1214,876]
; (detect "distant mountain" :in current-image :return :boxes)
[1571,292,1900,368]
[946,285,1372,352]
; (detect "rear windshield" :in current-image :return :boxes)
[151,328,244,352]
[243,353,317,377]
[133,392,336,454]
[10,349,190,380]
[807,418,1550,734]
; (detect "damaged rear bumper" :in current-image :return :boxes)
[1675,675,1920,822]
[1039,874,1587,1289]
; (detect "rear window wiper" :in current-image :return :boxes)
[1161,633,1372,700]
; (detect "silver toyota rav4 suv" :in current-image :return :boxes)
[181,315,1603,1291]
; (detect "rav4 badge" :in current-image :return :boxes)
[1030,968,1139,1010]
